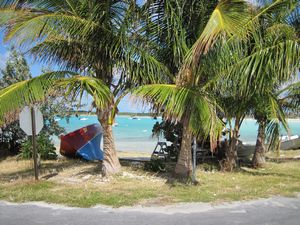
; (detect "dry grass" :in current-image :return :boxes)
[266,149,300,159]
[0,157,32,174]
[0,156,300,208]
[117,151,151,158]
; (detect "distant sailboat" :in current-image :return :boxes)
[130,114,139,120]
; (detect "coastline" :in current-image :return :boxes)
[74,112,300,120]
[52,115,300,153]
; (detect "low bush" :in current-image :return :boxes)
[144,157,166,172]
[19,133,57,160]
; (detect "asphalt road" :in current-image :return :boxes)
[1,196,300,225]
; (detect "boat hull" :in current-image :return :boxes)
[60,124,104,160]
[281,137,300,150]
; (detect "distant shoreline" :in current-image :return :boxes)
[70,111,300,120]
[71,111,160,117]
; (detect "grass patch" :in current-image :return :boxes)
[0,177,160,207]
[0,158,300,208]
[266,149,300,159]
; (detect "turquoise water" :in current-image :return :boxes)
[239,119,300,145]
[56,115,162,152]
[56,116,300,152]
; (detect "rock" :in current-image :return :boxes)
[82,175,92,180]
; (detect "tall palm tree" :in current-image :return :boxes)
[134,0,252,179]
[251,78,300,168]
[0,0,167,175]
[134,0,300,176]
[246,0,299,168]
[211,0,300,170]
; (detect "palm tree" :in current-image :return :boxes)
[247,0,299,168]
[251,78,300,168]
[134,0,300,176]
[251,93,287,167]
[134,0,252,179]
[211,0,300,170]
[0,0,167,175]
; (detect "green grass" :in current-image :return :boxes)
[0,179,161,208]
[0,160,300,208]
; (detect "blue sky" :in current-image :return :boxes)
[0,32,44,76]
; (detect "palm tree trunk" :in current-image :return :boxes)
[222,117,240,171]
[97,108,121,176]
[252,121,266,168]
[174,117,193,179]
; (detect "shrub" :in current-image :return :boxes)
[19,133,57,160]
[144,157,166,172]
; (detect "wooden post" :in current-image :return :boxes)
[31,107,39,180]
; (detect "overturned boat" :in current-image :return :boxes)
[60,123,104,161]
[237,135,300,159]
[280,135,300,150]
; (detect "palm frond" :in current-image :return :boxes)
[217,37,300,97]
[0,71,74,125]
[57,76,112,110]
[264,93,289,150]
[132,84,222,138]
[184,0,251,69]
[266,118,281,151]
[279,81,300,111]
[0,1,170,88]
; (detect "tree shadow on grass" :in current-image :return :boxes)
[120,159,200,186]
[0,159,94,182]
[72,162,103,177]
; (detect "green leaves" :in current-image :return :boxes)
[0,71,63,125]
[57,76,112,110]
[279,81,300,112]
[0,72,112,125]
[184,0,251,70]
[133,84,222,138]
[0,0,168,89]
[228,39,299,96]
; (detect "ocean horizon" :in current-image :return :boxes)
[54,115,300,153]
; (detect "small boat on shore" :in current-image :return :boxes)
[60,123,103,161]
[280,135,300,150]
[237,135,300,158]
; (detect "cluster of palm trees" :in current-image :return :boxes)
[0,0,299,179]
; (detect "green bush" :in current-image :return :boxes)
[19,133,57,160]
